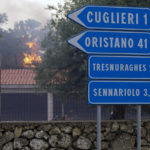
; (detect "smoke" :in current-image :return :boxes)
[0,0,53,29]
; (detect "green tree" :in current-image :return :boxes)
[36,0,149,93]
[35,0,150,119]
[0,13,7,24]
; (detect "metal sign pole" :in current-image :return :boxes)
[97,105,101,150]
[0,55,1,121]
[137,105,141,150]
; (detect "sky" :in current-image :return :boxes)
[0,0,65,29]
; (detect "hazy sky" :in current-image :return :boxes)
[0,0,65,29]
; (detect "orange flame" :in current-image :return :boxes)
[23,40,42,68]
[26,41,38,49]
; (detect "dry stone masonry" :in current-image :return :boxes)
[0,121,149,150]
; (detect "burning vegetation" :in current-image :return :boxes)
[23,40,42,68]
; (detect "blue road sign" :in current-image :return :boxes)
[89,56,150,79]
[68,30,150,55]
[88,81,150,104]
[68,5,150,31]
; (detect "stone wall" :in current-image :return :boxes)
[0,121,149,150]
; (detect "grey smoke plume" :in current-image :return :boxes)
[0,0,52,29]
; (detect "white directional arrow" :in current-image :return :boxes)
[68,7,86,28]
[68,32,86,53]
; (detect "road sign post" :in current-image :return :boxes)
[137,105,141,150]
[97,105,101,150]
[67,5,150,150]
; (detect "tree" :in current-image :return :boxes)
[0,13,7,26]
[0,13,7,38]
[36,0,150,93]
[35,0,150,119]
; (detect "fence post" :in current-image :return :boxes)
[47,93,53,121]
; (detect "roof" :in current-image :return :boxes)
[1,69,36,85]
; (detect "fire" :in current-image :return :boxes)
[26,41,38,49]
[23,40,42,68]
